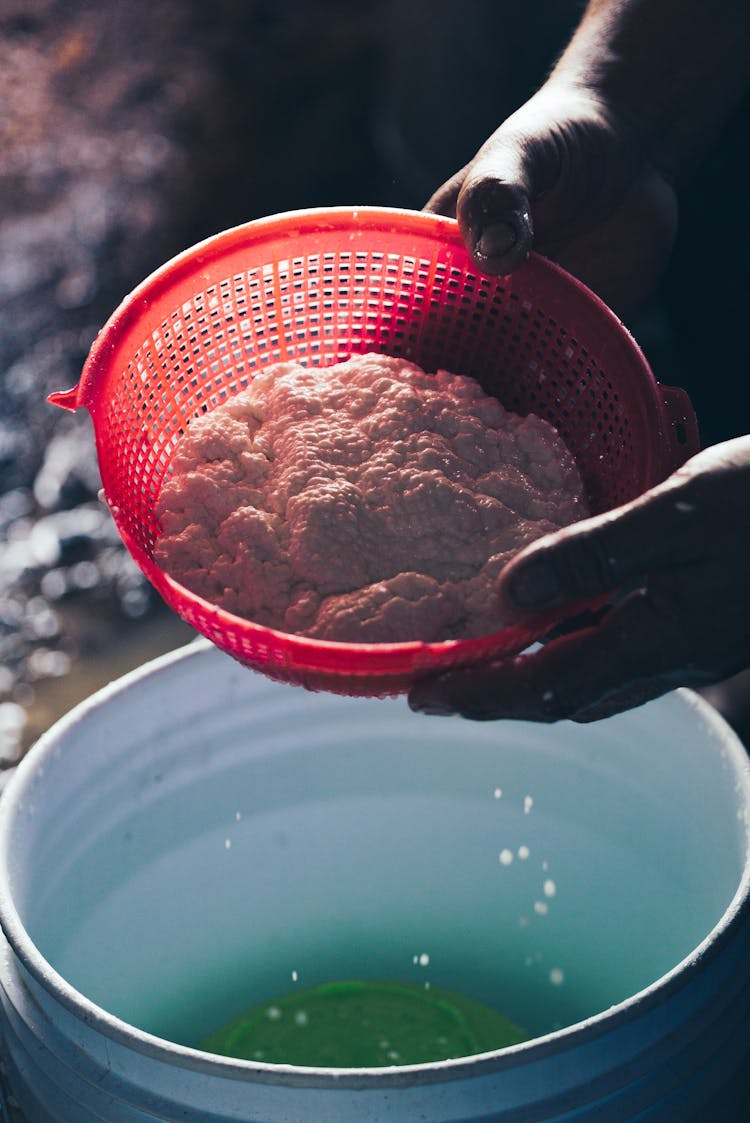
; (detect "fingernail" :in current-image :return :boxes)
[409,693,456,717]
[476,221,517,261]
[509,561,560,608]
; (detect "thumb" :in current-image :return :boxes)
[495,471,707,619]
[455,133,538,276]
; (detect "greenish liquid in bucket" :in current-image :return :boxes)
[200,979,529,1067]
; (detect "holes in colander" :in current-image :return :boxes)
[101,240,650,566]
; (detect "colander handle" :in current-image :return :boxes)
[660,384,701,473]
[47,386,81,412]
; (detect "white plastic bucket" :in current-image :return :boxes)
[0,640,749,1122]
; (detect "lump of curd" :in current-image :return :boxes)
[154,353,588,642]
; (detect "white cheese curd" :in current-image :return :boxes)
[154,353,588,642]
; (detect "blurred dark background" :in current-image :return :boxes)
[1,0,748,776]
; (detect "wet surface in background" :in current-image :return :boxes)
[0,0,393,784]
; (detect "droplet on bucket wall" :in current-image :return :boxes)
[543,879,557,898]
[518,845,530,860]
[266,1006,282,1020]
[224,838,231,850]
[499,848,514,866]
[493,787,503,799]
[294,1010,308,1026]
[418,953,430,967]
[549,967,565,986]
[524,795,534,814]
[534,901,549,916]
[292,970,298,982]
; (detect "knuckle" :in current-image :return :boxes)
[557,533,621,597]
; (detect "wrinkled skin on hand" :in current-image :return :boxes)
[409,437,750,723]
[425,82,677,321]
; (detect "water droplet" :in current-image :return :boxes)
[534,900,549,915]
[224,838,232,850]
[418,952,430,967]
[294,1010,308,1026]
[266,1006,282,1020]
[499,848,514,866]
[291,970,298,982]
[523,795,534,814]
[549,967,565,986]
[518,845,530,860]
[543,879,557,898]
[493,787,503,799]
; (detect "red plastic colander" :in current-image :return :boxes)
[50,206,699,697]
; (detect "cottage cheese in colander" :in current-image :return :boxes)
[154,353,588,642]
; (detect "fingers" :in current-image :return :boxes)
[426,120,544,276]
[496,473,707,618]
[425,87,578,275]
[423,155,534,276]
[409,439,750,725]
[425,166,533,274]
[408,584,708,723]
[455,154,535,276]
[450,90,573,275]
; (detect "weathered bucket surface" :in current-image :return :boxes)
[0,640,749,1121]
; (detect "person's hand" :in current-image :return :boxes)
[409,436,750,722]
[425,80,677,321]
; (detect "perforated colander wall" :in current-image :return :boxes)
[99,245,646,557]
